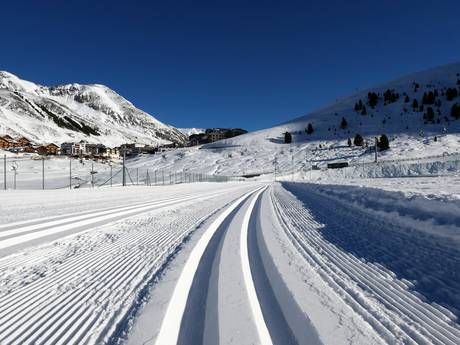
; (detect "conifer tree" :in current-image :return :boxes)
[353,133,364,146]
[426,107,435,122]
[378,134,390,151]
[446,88,458,101]
[451,103,460,119]
[284,131,292,143]
[368,92,378,108]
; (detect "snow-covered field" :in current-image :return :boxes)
[0,180,459,344]
[2,62,460,344]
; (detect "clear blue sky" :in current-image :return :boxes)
[2,0,460,131]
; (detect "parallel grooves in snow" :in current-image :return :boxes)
[239,187,274,345]
[154,187,263,345]
[0,185,256,345]
[0,190,231,251]
[271,183,460,345]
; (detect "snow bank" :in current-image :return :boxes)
[296,182,460,245]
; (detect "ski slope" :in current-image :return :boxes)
[0,182,458,344]
[126,182,460,345]
[0,183,261,344]
[126,62,460,179]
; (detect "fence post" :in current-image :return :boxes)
[42,157,45,190]
[3,154,6,190]
[374,137,378,163]
[12,165,17,190]
[110,164,113,187]
[122,150,126,186]
[69,159,72,190]
[92,162,95,187]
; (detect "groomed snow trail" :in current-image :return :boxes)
[0,183,261,345]
[3,182,460,345]
[271,182,460,345]
[153,185,318,345]
[156,187,271,345]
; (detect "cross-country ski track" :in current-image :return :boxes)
[0,182,459,344]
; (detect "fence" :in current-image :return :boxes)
[0,154,233,190]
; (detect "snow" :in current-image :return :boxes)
[0,183,259,344]
[0,71,187,147]
[2,62,460,345]
[120,62,460,180]
[177,128,205,136]
[1,180,459,344]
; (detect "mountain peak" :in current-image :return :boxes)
[0,71,187,146]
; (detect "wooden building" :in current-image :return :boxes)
[0,136,13,149]
[16,136,31,147]
[37,143,59,155]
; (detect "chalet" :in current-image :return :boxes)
[0,136,13,149]
[37,143,59,155]
[16,136,31,147]
[0,135,34,150]
[23,146,38,153]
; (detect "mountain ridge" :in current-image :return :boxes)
[0,71,187,147]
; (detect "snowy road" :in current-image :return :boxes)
[1,182,459,344]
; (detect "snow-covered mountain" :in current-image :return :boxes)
[177,128,205,137]
[129,62,460,176]
[0,71,187,147]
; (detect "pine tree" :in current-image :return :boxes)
[404,95,410,103]
[378,134,390,151]
[451,103,460,119]
[353,133,364,146]
[340,117,348,129]
[412,98,418,110]
[306,123,314,134]
[284,131,292,143]
[368,92,378,108]
[361,106,367,115]
[426,107,435,122]
[422,91,435,105]
[347,138,352,147]
[446,88,458,101]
